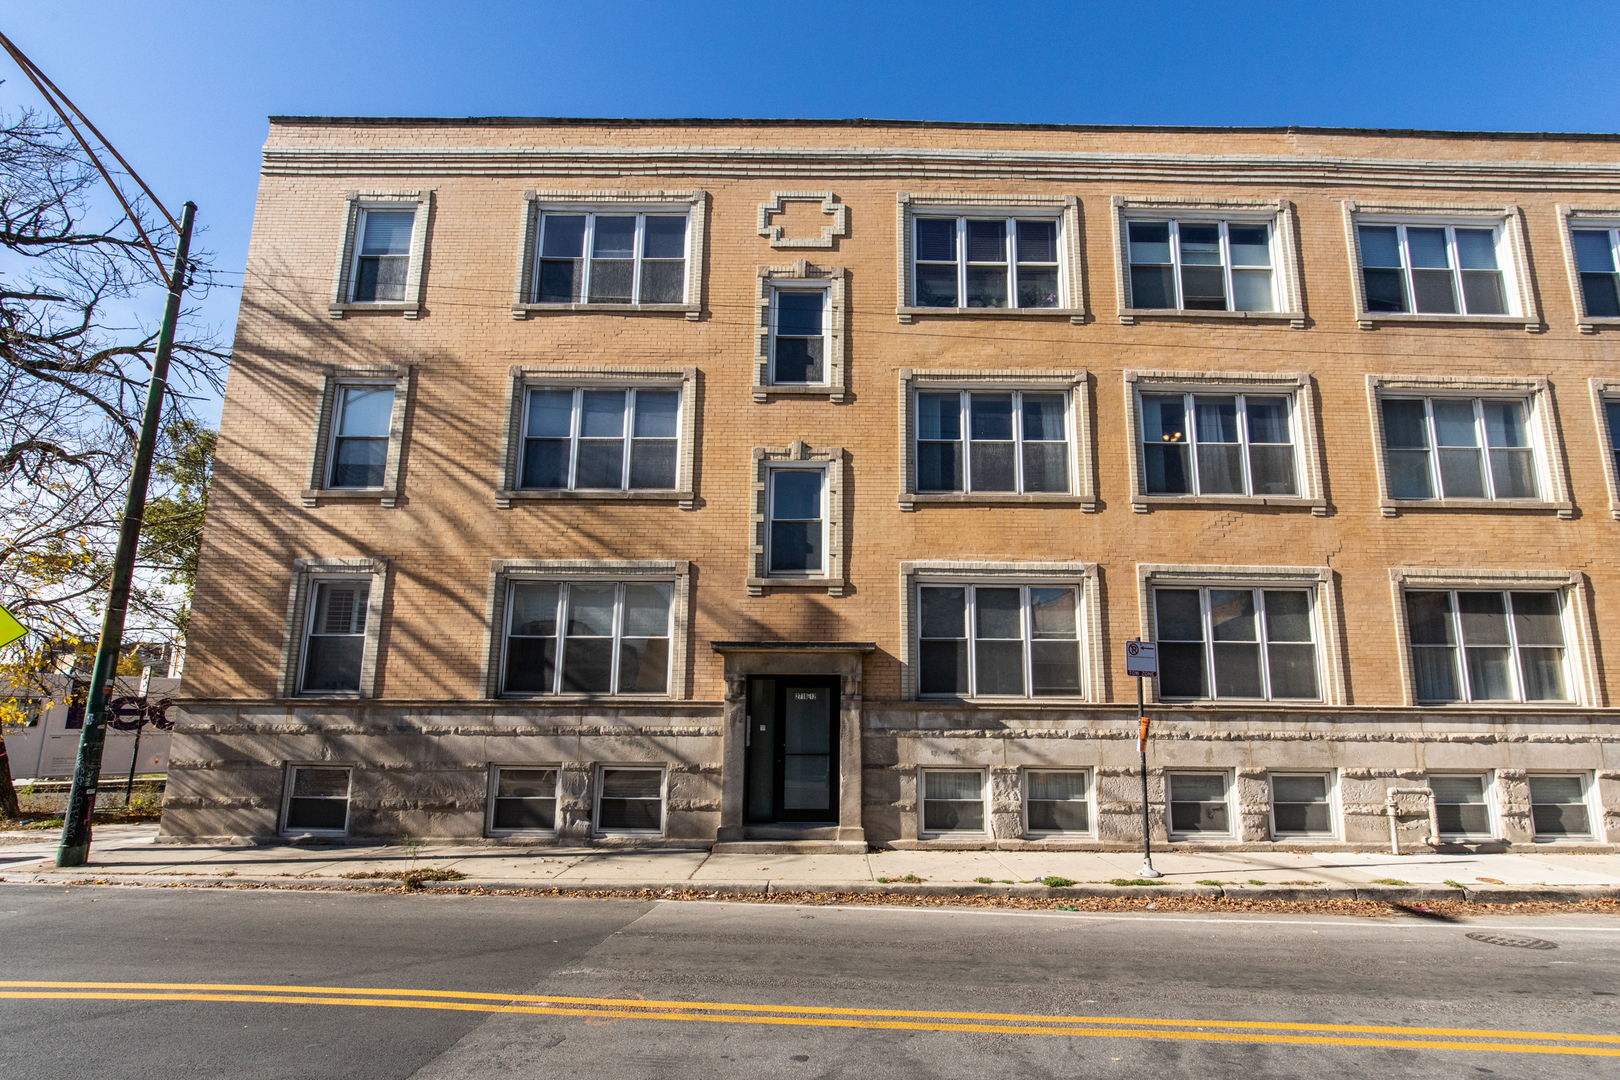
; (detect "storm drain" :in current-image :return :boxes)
[1465,932,1558,950]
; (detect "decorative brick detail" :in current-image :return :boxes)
[754,260,848,403]
[757,191,848,249]
[1122,369,1327,515]
[1556,204,1620,333]
[277,558,388,699]
[747,440,846,597]
[329,190,432,319]
[303,365,411,509]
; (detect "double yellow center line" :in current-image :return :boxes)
[2,981,1615,1058]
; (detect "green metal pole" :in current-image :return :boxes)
[57,202,195,868]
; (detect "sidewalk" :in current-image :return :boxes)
[4,826,1620,904]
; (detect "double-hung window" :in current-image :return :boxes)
[534,212,688,305]
[1571,227,1620,318]
[1270,774,1335,838]
[1357,223,1510,316]
[520,387,679,492]
[1529,775,1592,839]
[913,216,1061,309]
[1140,392,1298,497]
[921,769,987,833]
[1127,219,1276,312]
[766,468,827,576]
[1025,771,1091,834]
[1405,590,1569,703]
[1380,397,1538,501]
[300,581,370,694]
[350,209,415,303]
[918,584,1083,698]
[1430,775,1493,837]
[1606,400,1620,482]
[488,767,559,834]
[770,288,828,385]
[916,390,1070,494]
[595,767,665,835]
[1154,587,1320,701]
[502,579,672,696]
[1168,772,1231,836]
[328,385,395,488]
[282,766,352,834]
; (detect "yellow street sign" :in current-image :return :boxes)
[0,604,26,648]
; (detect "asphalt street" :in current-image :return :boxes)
[0,885,1616,1079]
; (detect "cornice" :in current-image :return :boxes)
[261,144,1620,191]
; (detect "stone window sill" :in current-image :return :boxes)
[1119,307,1305,329]
[1132,494,1327,516]
[497,693,675,704]
[512,302,700,321]
[916,695,1091,705]
[751,383,846,404]
[301,488,399,509]
[1578,316,1620,334]
[1379,497,1573,520]
[746,576,845,598]
[896,305,1086,325]
[328,302,420,320]
[1356,311,1540,332]
[901,492,1098,512]
[495,488,694,510]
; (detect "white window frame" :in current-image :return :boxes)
[753,262,848,402]
[1124,219,1279,312]
[1366,375,1572,518]
[1388,567,1598,708]
[497,579,675,698]
[1401,588,1575,706]
[1166,770,1236,840]
[769,282,831,387]
[895,194,1085,323]
[512,190,707,320]
[303,365,411,508]
[915,582,1089,701]
[1556,206,1620,333]
[482,559,691,701]
[1125,371,1326,514]
[1428,771,1498,841]
[532,211,688,306]
[1267,771,1339,840]
[1022,768,1096,838]
[1151,585,1326,704]
[496,366,698,510]
[486,764,562,837]
[909,214,1064,311]
[1527,772,1597,842]
[298,578,375,697]
[1112,197,1304,326]
[280,764,353,837]
[901,561,1102,702]
[1135,390,1304,499]
[918,767,990,838]
[1343,201,1539,331]
[516,386,683,493]
[764,465,828,579]
[748,441,847,597]
[329,190,432,319]
[593,765,667,837]
[911,389,1076,497]
[1589,378,1620,521]
[1376,395,1544,503]
[897,369,1096,511]
[278,558,388,699]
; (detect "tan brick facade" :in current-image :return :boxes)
[163,118,1620,851]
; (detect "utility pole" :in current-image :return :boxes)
[57,202,196,868]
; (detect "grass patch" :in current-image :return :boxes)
[1248,879,1267,886]
[1110,878,1165,887]
[875,876,889,884]
[338,867,468,890]
[974,877,994,884]
[1196,880,1223,887]
[1444,880,1466,891]
[1372,878,1411,886]
[902,874,922,884]
[1041,876,1076,888]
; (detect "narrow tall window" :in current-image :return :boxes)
[1572,228,1620,318]
[1607,401,1620,482]
[912,216,1061,309]
[300,581,369,694]
[1380,397,1537,501]
[1358,224,1508,315]
[534,212,688,305]
[767,469,825,575]
[503,580,671,696]
[771,290,827,385]
[1140,392,1297,497]
[351,210,414,303]
[328,385,394,488]
[1405,590,1568,703]
[283,766,351,833]
[1127,219,1275,312]
[915,390,1070,494]
[918,584,1082,698]
[520,387,679,491]
[1154,587,1319,701]
[922,770,985,832]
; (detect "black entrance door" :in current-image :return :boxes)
[745,676,839,824]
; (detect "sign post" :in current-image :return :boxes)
[1125,640,1162,880]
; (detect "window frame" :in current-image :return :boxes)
[516,386,683,494]
[1268,771,1339,840]
[1125,370,1326,514]
[280,764,353,837]
[497,578,674,699]
[482,559,691,701]
[512,190,708,320]
[1389,567,1597,708]
[1136,390,1305,500]
[1151,585,1326,704]
[1113,199,1303,325]
[1427,771,1498,841]
[1401,588,1574,706]
[915,582,1089,701]
[593,765,667,838]
[1022,768,1095,838]
[329,190,432,319]
[918,767,990,838]
[1366,375,1571,518]
[485,764,562,838]
[278,558,388,700]
[1136,564,1346,706]
[748,442,847,596]
[913,389,1076,497]
[898,369,1096,511]
[496,366,698,509]
[1166,770,1236,840]
[1557,205,1620,334]
[1527,772,1597,842]
[1588,378,1620,521]
[303,366,411,508]
[901,561,1102,702]
[1343,201,1539,331]
[754,262,848,402]
[764,465,829,579]
[895,194,1085,323]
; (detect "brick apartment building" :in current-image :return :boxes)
[162,117,1620,851]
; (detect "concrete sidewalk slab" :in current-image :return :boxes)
[1315,852,1620,886]
[692,853,873,883]
[551,852,709,882]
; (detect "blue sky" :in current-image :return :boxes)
[6,0,1619,422]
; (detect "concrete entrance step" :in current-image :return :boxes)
[711,841,869,854]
